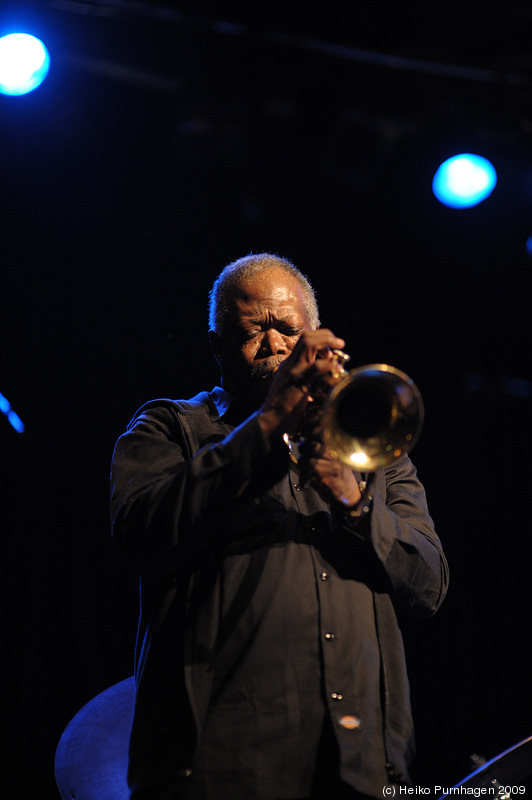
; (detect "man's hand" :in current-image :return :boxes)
[257,329,345,439]
[299,436,362,508]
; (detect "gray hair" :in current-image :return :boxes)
[208,252,320,335]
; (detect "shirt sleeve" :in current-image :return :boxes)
[110,403,289,577]
[336,456,449,618]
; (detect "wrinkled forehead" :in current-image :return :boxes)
[229,269,308,317]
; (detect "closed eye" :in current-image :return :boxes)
[279,326,302,337]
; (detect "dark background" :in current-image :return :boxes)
[1,2,531,797]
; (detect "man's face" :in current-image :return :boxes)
[211,268,314,405]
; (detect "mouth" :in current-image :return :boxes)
[249,356,285,380]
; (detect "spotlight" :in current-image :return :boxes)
[432,153,497,209]
[0,391,25,433]
[0,32,50,95]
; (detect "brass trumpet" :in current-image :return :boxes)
[315,352,424,471]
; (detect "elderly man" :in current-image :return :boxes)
[110,252,448,800]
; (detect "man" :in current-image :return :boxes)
[110,252,449,800]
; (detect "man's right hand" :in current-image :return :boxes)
[257,329,345,440]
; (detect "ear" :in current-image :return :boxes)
[208,330,222,365]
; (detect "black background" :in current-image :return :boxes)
[1,2,531,798]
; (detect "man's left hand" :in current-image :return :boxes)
[299,436,362,508]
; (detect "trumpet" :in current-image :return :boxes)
[311,351,424,472]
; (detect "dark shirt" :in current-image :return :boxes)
[110,387,449,800]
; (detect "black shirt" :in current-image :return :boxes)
[110,388,449,800]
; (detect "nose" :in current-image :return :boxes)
[259,328,289,357]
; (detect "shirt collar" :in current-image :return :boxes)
[210,386,235,418]
[210,385,259,425]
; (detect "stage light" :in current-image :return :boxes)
[432,153,497,208]
[0,391,25,433]
[0,33,50,96]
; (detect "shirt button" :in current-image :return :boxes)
[339,715,361,730]
[293,483,301,491]
[331,692,343,701]
[324,632,335,640]
[320,572,328,581]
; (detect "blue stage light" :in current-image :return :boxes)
[0,33,50,95]
[0,391,25,433]
[432,153,497,209]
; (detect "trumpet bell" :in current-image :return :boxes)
[321,363,424,471]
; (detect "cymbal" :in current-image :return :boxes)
[440,735,532,797]
[55,676,134,800]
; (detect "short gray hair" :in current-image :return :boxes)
[208,252,320,335]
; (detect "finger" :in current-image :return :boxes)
[297,358,343,399]
[295,329,345,359]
